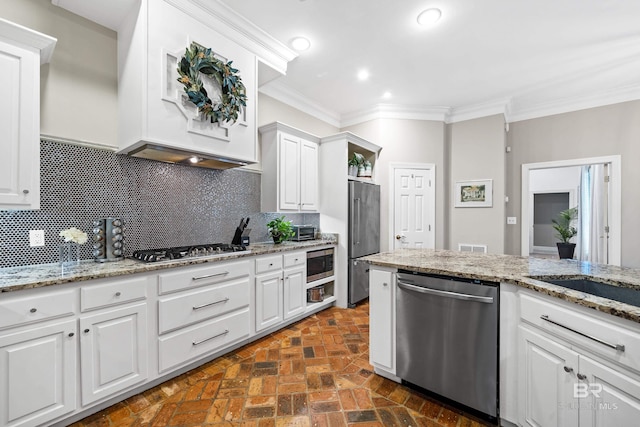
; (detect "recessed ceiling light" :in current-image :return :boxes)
[382,91,392,99]
[357,69,370,81]
[291,37,311,51]
[417,8,442,26]
[189,156,199,163]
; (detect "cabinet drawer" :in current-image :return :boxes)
[0,289,76,330]
[520,291,640,373]
[158,308,250,372]
[256,255,282,274]
[158,278,250,334]
[283,251,305,269]
[158,260,250,294]
[81,276,148,312]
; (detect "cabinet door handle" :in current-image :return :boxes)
[563,366,573,373]
[30,308,37,313]
[23,189,29,195]
[68,332,75,338]
[192,297,229,310]
[540,315,625,352]
[577,373,587,380]
[84,328,90,333]
[115,292,121,297]
[192,329,229,346]
[192,271,229,281]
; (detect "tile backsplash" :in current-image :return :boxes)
[0,140,319,268]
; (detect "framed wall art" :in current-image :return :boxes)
[454,179,493,207]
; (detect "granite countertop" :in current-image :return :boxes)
[0,239,337,293]
[360,249,640,324]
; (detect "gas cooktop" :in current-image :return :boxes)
[131,243,247,263]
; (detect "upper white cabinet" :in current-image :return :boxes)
[260,122,319,212]
[0,19,56,210]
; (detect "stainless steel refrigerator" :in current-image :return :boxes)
[348,181,380,307]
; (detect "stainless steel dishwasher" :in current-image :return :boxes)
[396,270,499,419]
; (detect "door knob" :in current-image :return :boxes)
[395,235,402,240]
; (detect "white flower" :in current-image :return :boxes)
[59,227,88,244]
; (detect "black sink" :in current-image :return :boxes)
[535,278,640,308]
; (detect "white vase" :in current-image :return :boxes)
[348,165,358,176]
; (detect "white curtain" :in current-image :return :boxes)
[577,164,609,264]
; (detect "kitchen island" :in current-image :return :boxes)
[361,249,640,427]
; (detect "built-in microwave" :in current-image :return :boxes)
[307,248,334,283]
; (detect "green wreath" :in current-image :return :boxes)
[177,42,247,124]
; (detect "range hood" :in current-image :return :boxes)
[128,144,251,170]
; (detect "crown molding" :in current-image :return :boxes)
[259,79,342,128]
[506,83,640,123]
[0,17,57,64]
[445,99,511,124]
[340,104,450,128]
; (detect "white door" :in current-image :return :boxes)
[278,132,300,210]
[519,327,580,427]
[0,320,76,427]
[79,303,148,405]
[392,167,435,249]
[299,140,318,211]
[283,265,305,320]
[255,271,283,331]
[579,356,640,427]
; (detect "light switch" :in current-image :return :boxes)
[507,217,517,225]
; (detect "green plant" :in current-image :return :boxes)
[552,207,578,243]
[266,216,295,244]
[348,152,364,167]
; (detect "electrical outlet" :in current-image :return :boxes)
[507,217,517,225]
[29,230,45,247]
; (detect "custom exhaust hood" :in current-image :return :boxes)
[128,144,250,170]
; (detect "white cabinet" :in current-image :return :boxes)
[515,288,640,427]
[0,20,55,210]
[519,326,580,427]
[79,303,148,405]
[255,269,284,332]
[0,319,76,427]
[260,122,319,212]
[255,251,307,331]
[369,267,395,374]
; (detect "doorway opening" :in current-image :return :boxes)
[521,156,621,265]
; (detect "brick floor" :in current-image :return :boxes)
[71,302,491,427]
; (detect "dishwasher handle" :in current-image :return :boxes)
[397,280,494,304]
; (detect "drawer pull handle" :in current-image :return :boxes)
[193,298,229,310]
[192,329,229,346]
[115,292,121,297]
[540,315,625,352]
[30,308,37,313]
[192,271,229,281]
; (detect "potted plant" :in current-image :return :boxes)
[348,153,363,177]
[266,216,295,244]
[552,207,578,259]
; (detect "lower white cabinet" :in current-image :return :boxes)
[369,267,395,374]
[255,270,284,331]
[255,252,307,332]
[79,303,148,405]
[518,326,580,427]
[0,319,77,427]
[283,265,305,320]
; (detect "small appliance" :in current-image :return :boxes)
[307,286,325,302]
[292,225,316,241]
[306,247,334,282]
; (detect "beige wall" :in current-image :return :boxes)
[258,93,340,136]
[448,114,506,254]
[342,119,446,252]
[505,100,640,268]
[0,0,118,147]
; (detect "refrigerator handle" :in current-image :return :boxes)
[354,197,361,245]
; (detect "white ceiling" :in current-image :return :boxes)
[219,0,640,125]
